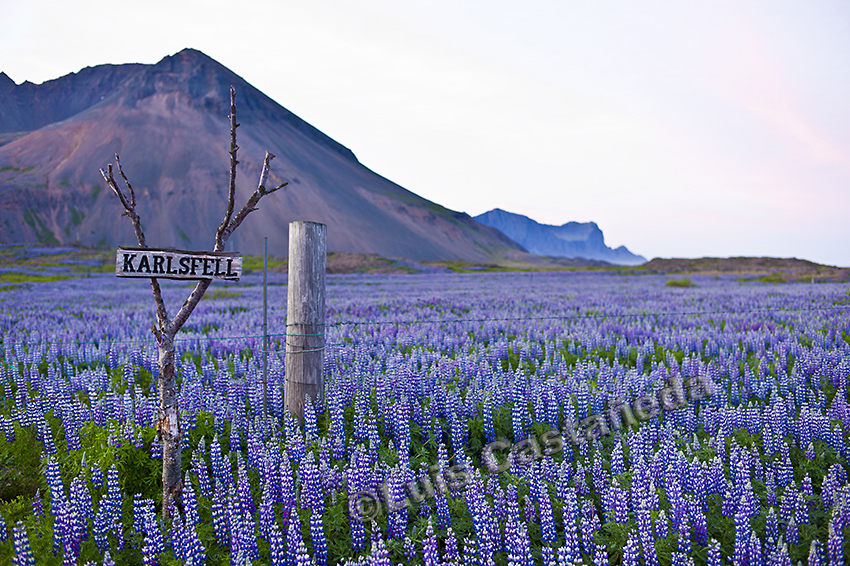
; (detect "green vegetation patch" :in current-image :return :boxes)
[22,209,60,245]
[241,255,287,274]
[0,273,72,284]
[204,288,243,300]
[666,277,696,288]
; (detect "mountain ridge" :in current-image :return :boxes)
[0,49,525,260]
[475,208,645,265]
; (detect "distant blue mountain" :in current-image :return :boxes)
[474,209,646,266]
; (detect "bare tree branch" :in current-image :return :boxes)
[101,155,169,326]
[217,151,284,242]
[257,151,273,192]
[215,85,239,251]
[115,155,137,208]
[167,279,212,335]
[101,156,147,248]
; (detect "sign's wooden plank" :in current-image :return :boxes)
[115,247,242,281]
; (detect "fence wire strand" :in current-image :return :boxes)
[0,304,848,350]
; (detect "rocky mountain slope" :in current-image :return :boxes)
[0,49,522,260]
[475,208,645,265]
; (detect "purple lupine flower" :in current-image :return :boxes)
[141,511,164,566]
[309,511,328,566]
[258,479,275,542]
[299,452,325,516]
[610,439,625,476]
[808,539,824,566]
[227,486,244,561]
[293,538,313,566]
[461,536,481,566]
[190,441,213,499]
[592,543,609,566]
[385,465,408,540]
[764,507,778,545]
[522,494,536,526]
[423,519,440,566]
[303,394,319,441]
[805,441,816,460]
[211,480,230,548]
[183,515,207,566]
[370,531,392,566]
[827,518,843,566]
[171,513,186,562]
[503,512,533,566]
[706,538,722,566]
[279,450,296,523]
[574,460,589,497]
[184,478,200,527]
[44,455,66,515]
[775,443,793,488]
[329,391,347,460]
[403,536,418,562]
[70,474,93,527]
[656,508,671,541]
[637,500,658,566]
[822,464,844,509]
[12,521,35,566]
[740,479,759,520]
[689,496,708,548]
[580,500,601,556]
[621,531,640,566]
[236,453,255,516]
[132,493,147,535]
[286,515,306,566]
[771,542,792,566]
[239,509,259,562]
[346,445,369,552]
[483,397,495,443]
[785,517,799,546]
[229,417,242,454]
[676,516,690,554]
[463,474,498,563]
[32,489,44,520]
[732,496,750,566]
[560,485,580,564]
[436,492,452,530]
[531,470,556,544]
[268,522,285,566]
[93,503,110,553]
[540,544,556,566]
[210,436,233,487]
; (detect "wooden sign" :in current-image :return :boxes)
[115,247,242,281]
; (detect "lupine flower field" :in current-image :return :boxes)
[1,268,849,565]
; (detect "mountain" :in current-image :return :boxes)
[0,49,523,260]
[474,209,645,265]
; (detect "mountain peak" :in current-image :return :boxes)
[155,48,223,71]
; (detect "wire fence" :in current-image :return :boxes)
[0,303,848,351]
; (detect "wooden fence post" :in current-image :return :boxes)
[285,221,326,421]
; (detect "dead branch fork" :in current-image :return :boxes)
[100,85,287,337]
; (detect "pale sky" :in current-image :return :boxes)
[2,1,849,265]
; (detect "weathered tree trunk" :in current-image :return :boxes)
[157,333,182,515]
[102,85,288,521]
